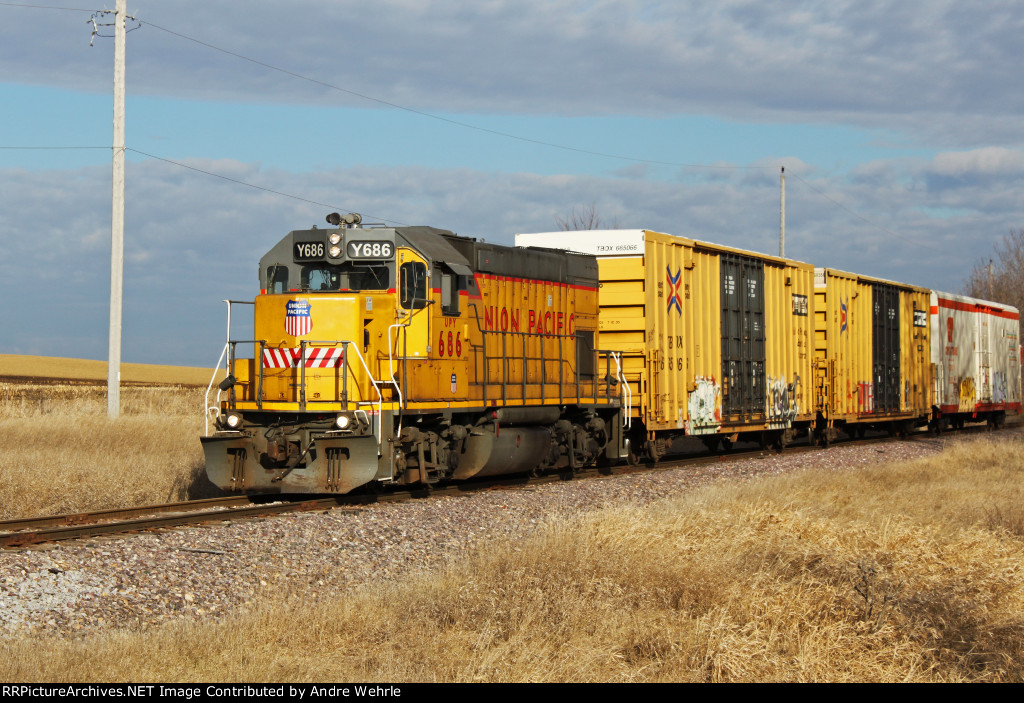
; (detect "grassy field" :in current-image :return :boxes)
[2,420,1022,681]
[0,373,219,518]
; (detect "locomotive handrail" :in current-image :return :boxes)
[204,341,229,436]
[209,335,387,456]
[204,299,255,435]
[298,339,385,456]
[466,302,622,409]
[611,351,631,428]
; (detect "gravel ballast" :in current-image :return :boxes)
[0,437,965,638]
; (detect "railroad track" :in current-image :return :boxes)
[2,422,1015,549]
[0,495,352,548]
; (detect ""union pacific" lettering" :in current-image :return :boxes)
[481,306,575,336]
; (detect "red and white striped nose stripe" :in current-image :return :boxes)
[262,348,300,368]
[304,347,343,368]
[262,347,344,368]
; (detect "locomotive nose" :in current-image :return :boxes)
[255,294,360,404]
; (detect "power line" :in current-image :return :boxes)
[125,148,408,226]
[0,2,92,10]
[0,145,107,149]
[1,2,948,250]
[141,19,773,173]
[135,18,951,255]
[789,172,949,254]
[10,2,738,170]
[0,144,406,222]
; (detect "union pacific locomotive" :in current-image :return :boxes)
[202,213,629,493]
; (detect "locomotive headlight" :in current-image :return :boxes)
[224,412,243,429]
[329,232,342,245]
[335,414,351,430]
[329,245,342,258]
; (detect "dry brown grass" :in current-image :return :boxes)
[0,382,215,518]
[3,434,1023,682]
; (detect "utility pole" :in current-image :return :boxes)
[779,166,785,258]
[107,0,126,418]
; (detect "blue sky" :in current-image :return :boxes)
[5,84,930,179]
[2,0,1023,365]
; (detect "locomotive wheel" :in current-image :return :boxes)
[624,438,640,466]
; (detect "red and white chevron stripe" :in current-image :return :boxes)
[262,348,299,368]
[303,347,344,368]
[262,347,344,369]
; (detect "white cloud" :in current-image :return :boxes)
[2,1,1023,146]
[930,147,1024,178]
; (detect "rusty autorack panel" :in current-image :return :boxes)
[930,291,1021,427]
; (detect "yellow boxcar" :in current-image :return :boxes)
[516,230,815,458]
[813,267,931,439]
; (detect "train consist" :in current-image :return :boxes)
[202,216,1021,494]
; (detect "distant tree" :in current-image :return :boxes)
[555,203,619,231]
[963,228,1024,312]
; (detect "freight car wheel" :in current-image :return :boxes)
[774,431,787,454]
[644,439,662,465]
[701,436,721,454]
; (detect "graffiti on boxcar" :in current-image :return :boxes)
[767,374,800,428]
[958,377,976,412]
[857,381,874,413]
[993,371,1008,404]
[687,376,721,434]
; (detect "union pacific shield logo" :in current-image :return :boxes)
[285,299,312,336]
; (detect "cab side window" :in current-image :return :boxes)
[268,266,289,294]
[400,262,427,309]
[440,272,462,316]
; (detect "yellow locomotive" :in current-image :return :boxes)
[202,213,629,494]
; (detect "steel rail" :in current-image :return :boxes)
[2,422,1016,549]
[0,496,257,532]
[0,497,357,549]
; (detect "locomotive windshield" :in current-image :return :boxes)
[300,262,392,291]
